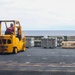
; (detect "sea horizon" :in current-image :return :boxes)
[2,30,75,37]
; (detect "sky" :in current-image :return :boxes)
[0,0,75,30]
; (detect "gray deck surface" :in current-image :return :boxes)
[0,47,75,75]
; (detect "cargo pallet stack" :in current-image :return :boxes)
[57,37,63,47]
[41,37,57,49]
[26,37,34,48]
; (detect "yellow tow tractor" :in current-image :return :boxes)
[0,20,26,54]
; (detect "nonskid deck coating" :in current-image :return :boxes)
[0,47,75,72]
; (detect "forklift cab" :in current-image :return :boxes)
[0,20,26,54]
[0,20,22,41]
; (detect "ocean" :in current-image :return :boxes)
[2,30,75,37]
[23,30,75,37]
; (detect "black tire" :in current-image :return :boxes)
[22,47,26,52]
[22,44,26,52]
[13,47,18,54]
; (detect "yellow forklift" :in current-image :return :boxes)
[0,20,26,54]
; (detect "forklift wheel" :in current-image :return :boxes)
[13,48,18,54]
[22,47,26,52]
[22,45,26,52]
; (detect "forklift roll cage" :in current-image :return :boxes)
[0,20,22,40]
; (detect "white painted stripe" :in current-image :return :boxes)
[25,62,30,64]
[72,63,75,64]
[60,62,65,64]
[27,54,31,56]
[42,58,47,59]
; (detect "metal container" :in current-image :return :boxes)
[34,41,41,47]
[57,41,62,47]
[26,37,34,48]
[41,38,48,48]
[67,36,75,41]
[41,38,57,49]
[31,38,34,47]
[48,38,57,48]
[57,37,63,47]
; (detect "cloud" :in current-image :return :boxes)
[0,0,75,30]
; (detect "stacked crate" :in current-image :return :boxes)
[41,38,57,48]
[57,37,63,47]
[67,36,75,41]
[26,37,34,48]
[34,36,43,47]
[41,38,48,48]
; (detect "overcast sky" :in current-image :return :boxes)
[0,0,75,30]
